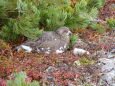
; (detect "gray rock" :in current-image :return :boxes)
[99,70,115,86]
[46,66,58,74]
[97,57,115,86]
[98,58,115,72]
[46,76,55,82]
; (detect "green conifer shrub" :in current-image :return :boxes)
[87,0,107,9]
[0,0,7,18]
[38,0,71,30]
[89,22,106,34]
[65,0,99,29]
[0,0,43,42]
[7,72,40,86]
[106,18,115,29]
[69,34,78,49]
[0,0,108,43]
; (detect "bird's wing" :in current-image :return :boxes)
[20,31,60,48]
[34,31,61,48]
[35,31,60,42]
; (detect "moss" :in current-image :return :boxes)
[84,84,94,86]
[79,56,96,65]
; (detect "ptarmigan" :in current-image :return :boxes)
[15,26,72,54]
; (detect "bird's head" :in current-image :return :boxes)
[56,26,72,37]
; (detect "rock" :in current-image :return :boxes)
[73,60,81,66]
[99,70,115,86]
[73,48,90,56]
[46,76,55,82]
[98,58,115,72]
[58,63,68,67]
[108,54,115,58]
[68,83,76,86]
[92,50,109,58]
[46,66,58,74]
[108,49,115,58]
[111,49,115,53]
[97,57,115,86]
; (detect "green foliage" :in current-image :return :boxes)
[65,0,99,29]
[0,0,43,42]
[69,34,78,49]
[90,22,106,34]
[0,0,7,17]
[0,0,71,42]
[87,0,107,9]
[38,0,71,30]
[0,0,107,42]
[106,18,115,29]
[7,72,40,86]
[0,17,43,42]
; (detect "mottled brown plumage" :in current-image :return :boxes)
[15,26,72,54]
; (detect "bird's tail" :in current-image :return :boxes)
[13,45,32,53]
[13,45,22,51]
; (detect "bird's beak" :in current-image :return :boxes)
[68,31,72,35]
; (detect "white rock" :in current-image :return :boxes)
[73,60,81,66]
[21,45,32,52]
[73,48,90,55]
[108,54,115,58]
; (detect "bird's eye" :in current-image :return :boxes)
[64,30,68,33]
